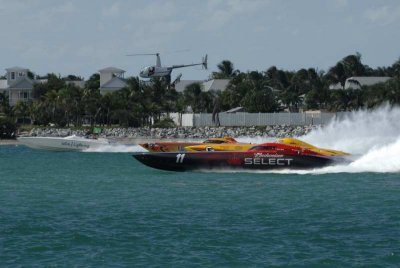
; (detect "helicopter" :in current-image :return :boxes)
[127,53,207,82]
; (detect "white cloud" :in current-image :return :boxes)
[335,0,348,8]
[49,2,76,14]
[0,0,30,11]
[130,2,177,21]
[126,1,184,49]
[102,2,120,17]
[364,5,400,25]
[253,25,268,33]
[20,1,78,30]
[199,0,270,31]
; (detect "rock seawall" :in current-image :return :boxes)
[27,125,319,139]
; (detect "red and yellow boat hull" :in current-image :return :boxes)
[139,137,239,152]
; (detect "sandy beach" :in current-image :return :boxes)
[0,139,19,145]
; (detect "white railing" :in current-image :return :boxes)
[170,112,351,127]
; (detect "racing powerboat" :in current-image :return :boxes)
[17,135,111,151]
[133,141,349,172]
[139,136,239,152]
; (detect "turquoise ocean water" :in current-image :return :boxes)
[1,144,400,267]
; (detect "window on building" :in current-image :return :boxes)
[18,72,25,77]
[19,92,29,99]
[11,72,15,80]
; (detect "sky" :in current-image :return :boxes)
[0,0,399,80]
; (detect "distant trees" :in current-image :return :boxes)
[220,71,279,112]
[363,78,400,108]
[183,83,215,113]
[198,55,400,114]
[212,60,239,79]
[0,117,16,139]
[13,100,30,124]
[392,58,400,78]
[33,73,66,99]
[3,53,400,128]
[64,74,83,81]
[0,92,11,116]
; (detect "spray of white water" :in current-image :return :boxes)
[259,105,400,174]
[300,105,400,155]
[261,137,400,174]
[297,105,400,174]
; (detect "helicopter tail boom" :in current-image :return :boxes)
[171,54,208,70]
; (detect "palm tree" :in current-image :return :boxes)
[392,58,400,79]
[212,60,239,79]
[242,87,278,112]
[279,89,302,112]
[43,90,60,124]
[265,66,290,90]
[85,73,100,91]
[29,101,43,125]
[83,86,101,126]
[328,89,361,111]
[0,92,11,116]
[342,52,366,76]
[183,83,202,112]
[326,62,346,89]
[13,100,30,124]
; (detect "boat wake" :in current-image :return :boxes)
[263,138,400,174]
[84,144,147,153]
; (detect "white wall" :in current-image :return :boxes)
[168,112,351,127]
[169,113,194,126]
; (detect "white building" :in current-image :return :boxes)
[345,76,392,89]
[65,80,85,88]
[98,67,127,94]
[329,76,392,90]
[174,79,230,93]
[0,67,47,106]
[174,80,203,92]
[202,79,230,91]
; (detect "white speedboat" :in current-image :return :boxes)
[17,135,111,151]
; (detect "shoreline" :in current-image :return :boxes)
[0,137,212,146]
[0,139,19,145]
[0,138,195,145]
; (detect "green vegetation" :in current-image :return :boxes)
[152,118,176,128]
[0,117,16,139]
[216,53,400,112]
[0,53,399,129]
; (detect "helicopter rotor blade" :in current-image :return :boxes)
[126,53,159,56]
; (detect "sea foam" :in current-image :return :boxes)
[260,105,400,174]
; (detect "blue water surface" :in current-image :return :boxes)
[1,145,399,267]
